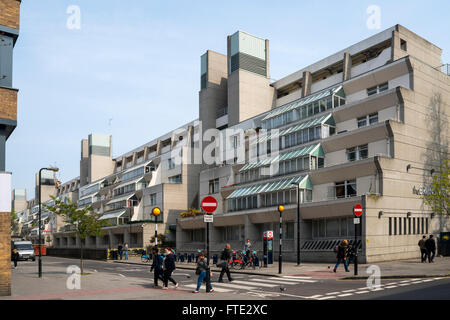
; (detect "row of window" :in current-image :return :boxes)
[282,126,334,149]
[312,217,357,238]
[168,174,182,184]
[347,144,368,162]
[80,184,99,198]
[389,217,429,236]
[367,82,388,96]
[122,166,145,182]
[209,178,219,194]
[114,182,137,197]
[263,95,346,130]
[78,197,92,207]
[357,113,378,128]
[228,189,313,212]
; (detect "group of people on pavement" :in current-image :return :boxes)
[150,247,178,290]
[149,241,254,293]
[117,243,129,260]
[333,240,355,273]
[418,235,437,263]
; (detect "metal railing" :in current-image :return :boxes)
[437,64,450,76]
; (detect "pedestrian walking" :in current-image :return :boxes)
[425,235,436,263]
[11,248,19,268]
[418,236,427,263]
[162,247,178,290]
[218,244,233,283]
[193,251,214,293]
[347,244,355,264]
[123,243,129,260]
[117,243,123,260]
[333,240,350,273]
[244,239,252,263]
[150,247,164,287]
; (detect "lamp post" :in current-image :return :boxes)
[277,205,284,274]
[152,207,161,247]
[38,167,59,278]
[291,182,301,266]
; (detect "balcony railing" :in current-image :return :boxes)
[436,64,450,76]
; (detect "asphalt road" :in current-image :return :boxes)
[6,256,450,300]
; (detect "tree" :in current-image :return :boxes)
[44,196,108,274]
[10,209,19,235]
[179,208,202,218]
[423,159,450,217]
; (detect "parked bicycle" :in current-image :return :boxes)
[231,250,257,270]
[141,252,150,263]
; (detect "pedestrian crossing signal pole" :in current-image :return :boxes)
[152,207,161,248]
[278,205,285,274]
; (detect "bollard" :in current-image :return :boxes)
[254,256,259,267]
[188,254,192,263]
[213,255,218,265]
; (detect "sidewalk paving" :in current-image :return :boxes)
[112,256,450,279]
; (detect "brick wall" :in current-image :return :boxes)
[0,212,11,296]
[0,0,20,30]
[0,87,17,121]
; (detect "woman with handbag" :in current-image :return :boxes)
[193,251,214,293]
[218,244,233,283]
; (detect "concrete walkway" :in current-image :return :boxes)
[112,256,450,279]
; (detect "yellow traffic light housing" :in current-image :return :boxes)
[152,207,161,216]
[278,205,285,213]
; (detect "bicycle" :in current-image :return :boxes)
[141,252,150,263]
[231,250,257,269]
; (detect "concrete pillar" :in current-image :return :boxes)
[343,52,352,81]
[108,230,113,249]
[301,71,312,97]
[210,225,222,252]
[244,215,260,251]
[124,227,130,246]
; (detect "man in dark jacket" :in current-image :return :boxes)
[425,235,436,263]
[117,243,123,260]
[333,240,349,272]
[218,244,233,283]
[11,248,19,268]
[150,247,164,287]
[162,247,178,289]
[418,236,427,263]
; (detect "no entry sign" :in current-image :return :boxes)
[201,196,218,214]
[353,204,363,217]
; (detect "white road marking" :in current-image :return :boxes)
[317,296,335,300]
[277,292,309,299]
[337,293,354,297]
[231,280,278,288]
[342,289,357,293]
[183,284,233,293]
[326,292,341,295]
[384,285,398,289]
[399,283,412,286]
[422,279,435,282]
[267,277,317,283]
[370,288,384,291]
[117,274,125,278]
[355,291,370,294]
[249,278,307,285]
[308,295,324,299]
[282,276,313,279]
[212,282,259,290]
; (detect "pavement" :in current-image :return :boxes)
[112,255,450,280]
[2,256,449,300]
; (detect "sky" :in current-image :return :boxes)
[7,0,450,200]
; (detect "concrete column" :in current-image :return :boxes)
[124,227,130,246]
[301,71,312,97]
[244,215,260,250]
[156,140,161,156]
[108,230,113,249]
[343,52,352,81]
[265,39,270,79]
[210,225,222,252]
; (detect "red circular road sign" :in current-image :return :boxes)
[354,204,363,217]
[201,196,218,213]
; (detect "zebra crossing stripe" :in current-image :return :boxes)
[250,278,309,285]
[230,280,278,288]
[267,277,317,283]
[282,276,313,279]
[211,282,259,290]
[182,284,233,293]
[355,290,370,294]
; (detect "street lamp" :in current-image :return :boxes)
[290,182,301,266]
[277,205,284,274]
[38,167,59,278]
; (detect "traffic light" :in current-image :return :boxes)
[152,207,161,216]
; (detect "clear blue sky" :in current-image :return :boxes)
[8,0,450,200]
